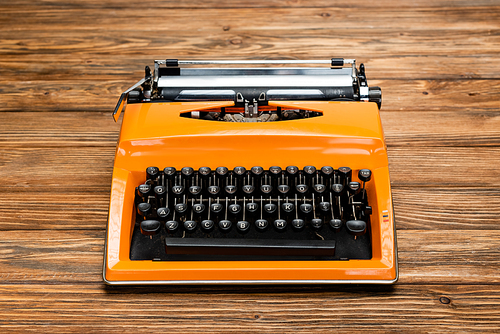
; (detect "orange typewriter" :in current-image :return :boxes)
[104,58,398,284]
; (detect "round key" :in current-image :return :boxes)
[281,202,295,213]
[346,220,366,236]
[255,219,268,231]
[154,185,166,196]
[299,203,313,214]
[285,166,299,177]
[278,185,290,195]
[201,219,215,232]
[331,183,344,195]
[320,166,334,177]
[348,181,361,195]
[175,203,187,214]
[264,203,277,214]
[198,167,212,177]
[246,202,259,213]
[156,207,170,219]
[260,184,272,194]
[303,165,316,177]
[225,185,237,195]
[207,185,220,196]
[236,220,250,233]
[229,203,241,214]
[137,202,151,216]
[318,201,330,212]
[242,185,255,195]
[181,167,194,177]
[215,166,228,178]
[292,218,305,230]
[146,166,160,180]
[313,184,326,194]
[163,167,176,177]
[296,184,308,194]
[219,219,232,232]
[138,183,151,196]
[311,218,323,229]
[233,166,246,177]
[210,203,223,214]
[269,166,282,175]
[183,220,197,232]
[192,203,205,214]
[251,166,264,176]
[358,169,372,182]
[338,166,352,182]
[165,220,179,233]
[273,219,287,231]
[172,185,184,195]
[329,219,342,232]
[189,185,201,195]
[140,219,160,236]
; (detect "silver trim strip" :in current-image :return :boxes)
[155,59,355,65]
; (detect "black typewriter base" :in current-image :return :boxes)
[130,219,372,261]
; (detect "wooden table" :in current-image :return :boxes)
[1,1,499,332]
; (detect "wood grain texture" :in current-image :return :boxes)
[1,0,499,332]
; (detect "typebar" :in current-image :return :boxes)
[165,238,335,257]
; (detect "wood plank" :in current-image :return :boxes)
[0,79,498,112]
[0,283,499,332]
[0,230,498,284]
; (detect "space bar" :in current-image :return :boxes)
[165,238,335,256]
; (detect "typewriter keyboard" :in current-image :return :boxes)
[131,166,373,261]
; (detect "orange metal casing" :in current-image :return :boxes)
[104,100,398,284]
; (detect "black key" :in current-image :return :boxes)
[175,203,188,214]
[320,166,334,178]
[216,166,229,177]
[292,218,305,230]
[273,219,287,231]
[246,202,259,213]
[165,220,179,233]
[358,169,372,183]
[331,183,344,195]
[157,207,170,219]
[242,185,255,195]
[255,219,268,231]
[236,220,250,233]
[233,166,247,177]
[225,185,237,195]
[172,185,184,196]
[329,219,342,232]
[278,184,290,195]
[137,202,151,217]
[264,203,277,214]
[281,202,295,213]
[303,165,316,177]
[146,166,160,181]
[260,184,272,194]
[229,203,241,214]
[219,219,232,232]
[269,166,282,175]
[318,201,330,212]
[181,167,194,177]
[338,166,352,184]
[346,220,366,236]
[137,184,151,202]
[192,203,205,214]
[348,181,361,195]
[207,185,220,196]
[296,184,308,194]
[163,167,177,187]
[313,184,326,194]
[210,203,223,214]
[189,185,201,196]
[285,166,299,177]
[154,185,166,196]
[140,219,160,236]
[184,220,197,232]
[251,166,264,176]
[201,219,215,232]
[311,218,323,229]
[198,167,212,177]
[299,203,313,214]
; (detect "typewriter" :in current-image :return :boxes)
[104,58,398,284]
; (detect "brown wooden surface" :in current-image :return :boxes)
[1,0,499,332]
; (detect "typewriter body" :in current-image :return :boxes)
[104,58,398,284]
